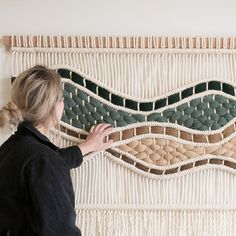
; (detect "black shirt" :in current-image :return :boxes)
[0,120,83,236]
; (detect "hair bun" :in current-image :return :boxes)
[0,101,23,127]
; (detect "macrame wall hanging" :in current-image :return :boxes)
[3,35,236,235]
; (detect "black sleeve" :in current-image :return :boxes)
[24,152,82,236]
[57,145,83,169]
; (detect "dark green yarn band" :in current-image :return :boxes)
[10,69,236,132]
[56,68,235,111]
[62,82,236,131]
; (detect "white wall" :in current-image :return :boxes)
[1,0,236,144]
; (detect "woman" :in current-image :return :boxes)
[0,65,113,236]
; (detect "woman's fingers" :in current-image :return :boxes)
[97,123,112,132]
[102,127,113,139]
[89,125,96,133]
[101,139,114,149]
[102,124,113,132]
[85,123,114,153]
[89,123,113,145]
[105,139,113,146]
[102,125,113,134]
[93,123,104,132]
[91,123,113,133]
[100,125,113,139]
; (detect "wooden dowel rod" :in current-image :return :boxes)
[1,35,236,49]
[0,36,11,47]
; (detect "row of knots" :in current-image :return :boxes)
[118,137,236,165]
[62,83,236,131]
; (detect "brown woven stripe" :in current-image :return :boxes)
[107,149,236,175]
[60,122,236,144]
[59,123,236,166]
[118,136,236,165]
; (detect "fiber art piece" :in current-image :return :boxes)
[7,35,236,235]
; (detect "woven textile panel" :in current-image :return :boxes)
[10,36,236,236]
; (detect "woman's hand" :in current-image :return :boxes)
[78,123,113,156]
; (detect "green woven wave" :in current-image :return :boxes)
[62,82,236,131]
[57,68,235,112]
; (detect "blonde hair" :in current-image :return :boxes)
[0,65,63,129]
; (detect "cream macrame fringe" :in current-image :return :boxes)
[75,209,236,236]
